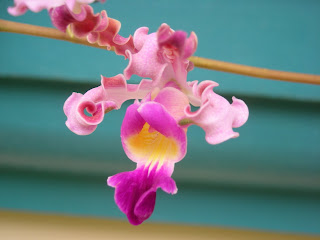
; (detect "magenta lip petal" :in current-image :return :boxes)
[107,164,177,225]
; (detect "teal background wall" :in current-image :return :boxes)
[1,0,320,234]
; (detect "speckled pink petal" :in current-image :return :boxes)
[101,74,153,107]
[184,81,249,144]
[64,74,153,135]
[49,4,88,32]
[91,18,135,56]
[49,4,135,57]
[69,6,108,37]
[124,29,167,82]
[124,24,197,92]
[107,163,177,225]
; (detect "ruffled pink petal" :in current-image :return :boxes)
[49,4,135,57]
[64,74,153,135]
[124,29,167,82]
[184,81,249,144]
[124,24,197,94]
[101,74,153,107]
[63,86,117,135]
[107,163,177,225]
[93,18,135,56]
[70,6,107,37]
[49,4,88,32]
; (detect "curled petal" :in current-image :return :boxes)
[125,24,197,92]
[101,74,153,107]
[92,18,135,56]
[64,74,153,135]
[133,27,149,51]
[157,24,198,88]
[107,163,177,225]
[158,24,197,60]
[49,4,88,32]
[63,86,116,135]
[49,4,135,56]
[124,29,167,82]
[184,81,249,145]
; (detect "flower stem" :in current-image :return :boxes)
[1,19,320,85]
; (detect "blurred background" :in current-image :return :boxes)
[0,0,320,236]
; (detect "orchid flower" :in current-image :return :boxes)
[8,1,249,225]
[63,24,249,225]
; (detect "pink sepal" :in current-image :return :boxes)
[184,81,249,144]
[101,74,153,107]
[64,74,153,135]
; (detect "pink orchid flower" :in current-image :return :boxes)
[62,24,249,224]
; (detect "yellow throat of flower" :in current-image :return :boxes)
[126,123,179,171]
